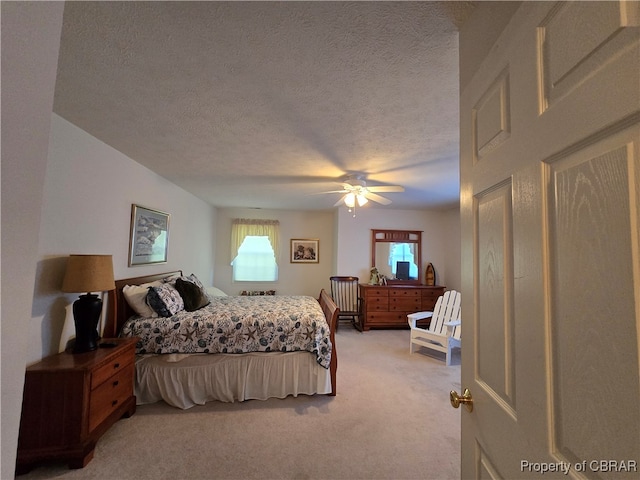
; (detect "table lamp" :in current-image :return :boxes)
[61,254,115,353]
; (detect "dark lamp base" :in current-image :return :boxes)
[72,293,102,354]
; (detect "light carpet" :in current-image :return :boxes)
[18,325,461,480]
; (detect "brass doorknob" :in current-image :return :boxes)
[450,388,473,412]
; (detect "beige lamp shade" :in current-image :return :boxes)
[61,254,115,293]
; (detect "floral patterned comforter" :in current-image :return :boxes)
[120,295,332,368]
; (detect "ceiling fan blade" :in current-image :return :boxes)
[366,185,405,193]
[333,195,346,207]
[364,192,392,205]
[310,189,348,195]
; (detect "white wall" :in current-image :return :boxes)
[441,206,461,291]
[214,207,334,296]
[214,205,462,298]
[30,115,216,364]
[458,1,522,92]
[335,205,458,289]
[1,3,65,477]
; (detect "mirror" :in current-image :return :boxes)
[371,229,422,284]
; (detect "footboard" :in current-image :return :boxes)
[318,288,339,395]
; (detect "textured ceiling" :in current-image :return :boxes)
[54,1,476,211]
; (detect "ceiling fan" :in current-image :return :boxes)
[326,175,405,208]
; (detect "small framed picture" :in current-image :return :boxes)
[290,238,319,263]
[129,204,170,266]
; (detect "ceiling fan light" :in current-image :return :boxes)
[357,194,368,206]
[344,192,356,208]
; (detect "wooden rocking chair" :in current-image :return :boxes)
[407,290,461,366]
[329,276,362,331]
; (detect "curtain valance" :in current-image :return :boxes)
[230,219,280,261]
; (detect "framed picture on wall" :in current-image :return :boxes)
[290,238,319,263]
[128,204,170,266]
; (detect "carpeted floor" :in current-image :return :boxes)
[18,324,461,480]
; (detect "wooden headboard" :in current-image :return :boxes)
[104,270,183,338]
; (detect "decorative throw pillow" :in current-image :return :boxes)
[123,281,162,317]
[162,273,182,285]
[162,273,204,290]
[146,283,184,317]
[185,273,205,289]
[175,278,210,312]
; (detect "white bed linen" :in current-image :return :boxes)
[135,351,331,409]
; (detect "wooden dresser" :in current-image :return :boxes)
[359,284,445,331]
[16,337,137,474]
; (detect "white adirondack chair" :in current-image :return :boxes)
[407,290,461,366]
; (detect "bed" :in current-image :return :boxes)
[104,271,339,409]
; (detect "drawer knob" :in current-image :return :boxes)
[112,399,118,407]
[113,363,120,369]
[113,380,119,387]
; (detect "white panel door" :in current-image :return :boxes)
[460,2,639,479]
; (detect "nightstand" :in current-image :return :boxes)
[16,337,137,474]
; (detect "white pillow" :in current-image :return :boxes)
[123,280,162,317]
[206,286,228,297]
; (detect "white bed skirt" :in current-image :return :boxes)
[135,351,332,409]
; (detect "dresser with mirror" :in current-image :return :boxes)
[359,229,445,330]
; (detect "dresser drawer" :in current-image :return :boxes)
[91,350,134,390]
[422,287,444,303]
[89,362,134,431]
[389,296,421,311]
[421,287,445,310]
[363,287,388,297]
[389,288,420,298]
[366,312,406,324]
[365,296,389,309]
[421,289,442,301]
[421,299,438,310]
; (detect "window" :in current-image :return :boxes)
[388,243,418,279]
[230,219,279,282]
[232,236,278,281]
